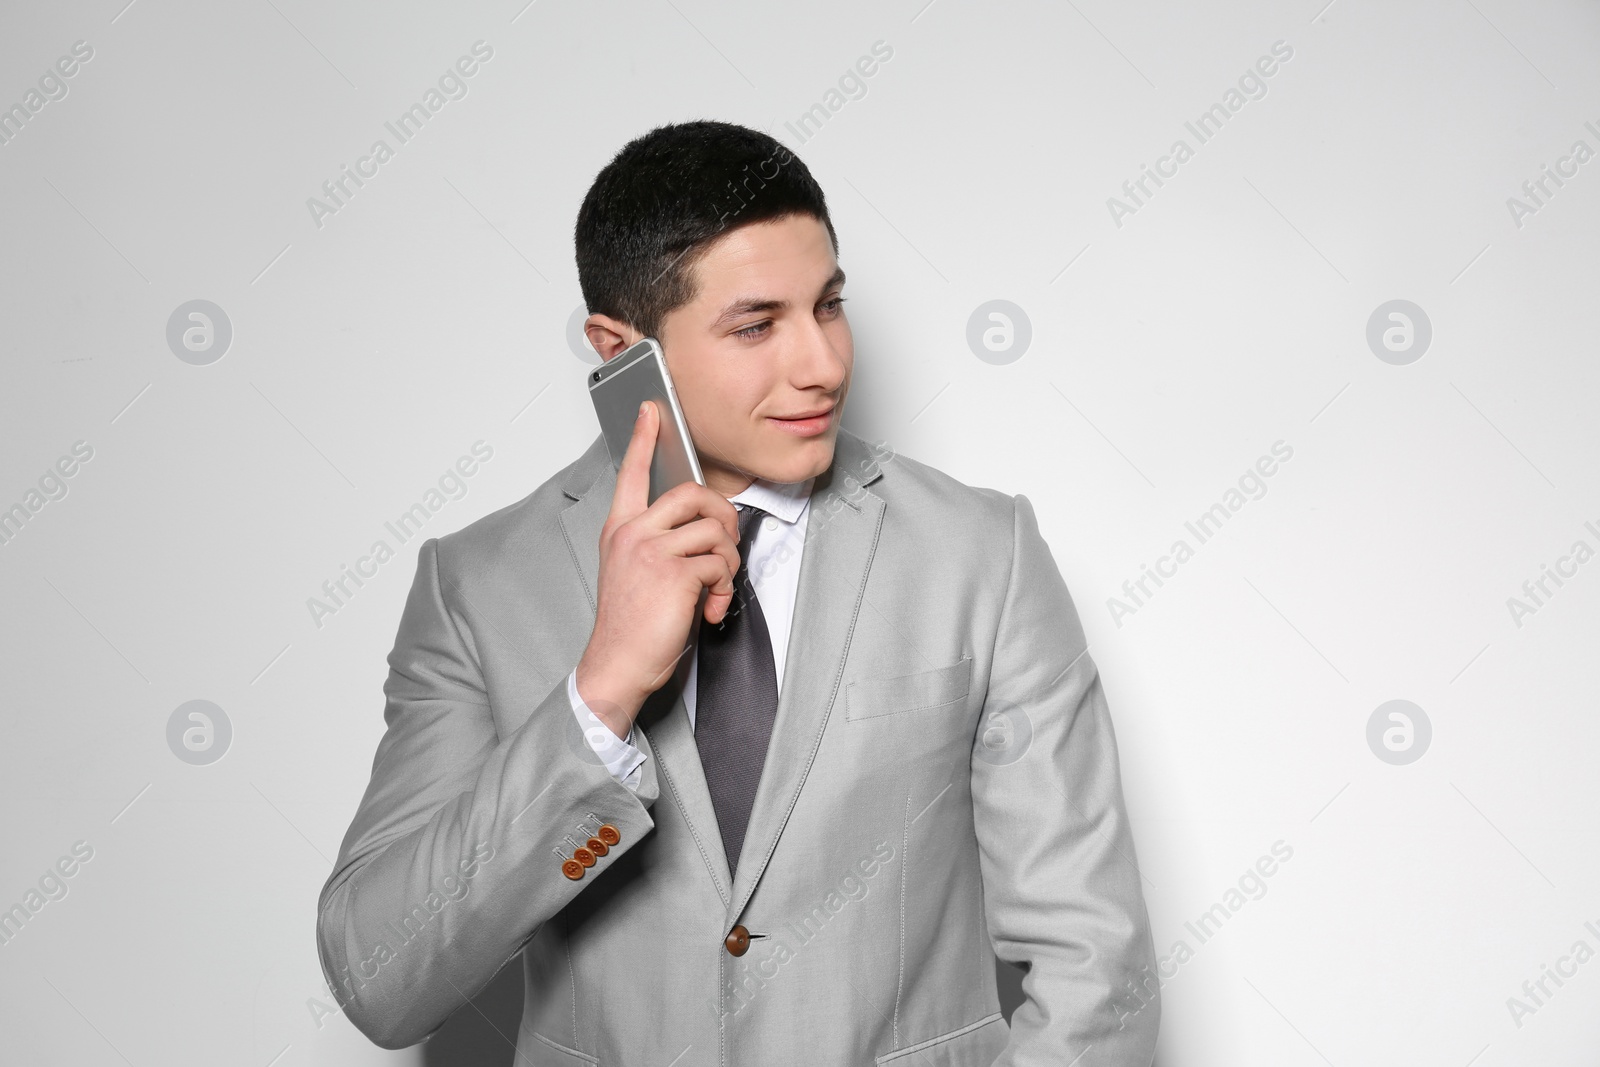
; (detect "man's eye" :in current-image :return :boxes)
[734,321,770,339]
[819,296,847,315]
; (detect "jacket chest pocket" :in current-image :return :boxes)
[845,656,972,722]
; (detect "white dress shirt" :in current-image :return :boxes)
[567,475,814,792]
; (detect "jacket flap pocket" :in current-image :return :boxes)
[522,1027,599,1064]
[876,1011,1006,1063]
[846,656,972,721]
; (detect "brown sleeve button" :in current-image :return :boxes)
[574,846,596,868]
[586,837,609,857]
[561,859,585,880]
[725,925,750,957]
[597,824,621,846]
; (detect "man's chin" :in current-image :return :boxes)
[748,430,837,485]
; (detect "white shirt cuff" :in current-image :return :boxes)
[567,670,647,790]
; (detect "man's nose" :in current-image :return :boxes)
[790,317,848,392]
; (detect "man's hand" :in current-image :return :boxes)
[575,399,742,740]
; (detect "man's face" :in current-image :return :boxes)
[656,213,852,495]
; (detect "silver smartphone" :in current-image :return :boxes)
[587,338,705,505]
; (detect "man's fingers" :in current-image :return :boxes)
[652,481,742,544]
[657,517,741,580]
[704,587,733,624]
[610,399,657,525]
[684,554,736,622]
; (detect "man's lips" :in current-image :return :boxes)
[772,406,835,420]
[767,405,836,437]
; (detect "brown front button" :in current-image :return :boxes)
[725,925,750,957]
[586,837,609,857]
[597,824,621,846]
[574,846,596,868]
[561,859,585,880]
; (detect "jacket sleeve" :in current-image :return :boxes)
[971,494,1160,1066]
[315,535,662,1049]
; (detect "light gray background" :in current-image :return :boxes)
[3,1,1598,1064]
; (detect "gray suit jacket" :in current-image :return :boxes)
[316,427,1159,1066]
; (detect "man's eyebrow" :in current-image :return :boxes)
[711,296,786,328]
[709,268,848,329]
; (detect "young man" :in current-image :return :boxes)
[316,121,1160,1065]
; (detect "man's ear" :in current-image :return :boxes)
[584,314,643,361]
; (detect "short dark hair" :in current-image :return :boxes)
[575,120,838,339]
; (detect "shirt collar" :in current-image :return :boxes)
[729,475,814,525]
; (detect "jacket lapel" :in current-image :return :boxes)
[557,429,889,914]
[729,432,885,919]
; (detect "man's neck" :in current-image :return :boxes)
[711,476,755,499]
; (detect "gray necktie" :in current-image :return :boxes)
[695,503,780,878]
